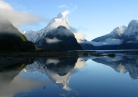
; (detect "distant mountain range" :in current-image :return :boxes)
[24,12,138,50]
[91,20,138,50]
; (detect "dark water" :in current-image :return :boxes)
[1,55,138,97]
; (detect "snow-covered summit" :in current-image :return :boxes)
[46,12,70,30]
[110,26,127,36]
[24,11,70,43]
[124,20,138,36]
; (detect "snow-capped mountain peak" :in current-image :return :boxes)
[24,11,70,43]
[110,26,127,36]
[57,12,66,18]
[47,12,70,30]
[128,20,138,27]
[125,20,138,36]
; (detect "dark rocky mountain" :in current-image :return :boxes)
[36,26,82,51]
[0,19,35,52]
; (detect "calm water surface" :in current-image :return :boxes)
[0,55,138,97]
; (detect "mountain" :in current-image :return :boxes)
[36,26,82,51]
[0,19,35,52]
[124,20,138,37]
[24,12,70,43]
[92,55,138,79]
[79,26,127,50]
[24,12,82,51]
[79,40,95,50]
[93,26,127,42]
[91,20,138,50]
[23,30,39,43]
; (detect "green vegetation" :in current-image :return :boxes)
[0,32,35,52]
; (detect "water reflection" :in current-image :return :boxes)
[0,55,138,97]
[0,58,36,97]
[92,55,138,79]
[25,57,86,91]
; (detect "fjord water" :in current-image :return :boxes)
[1,55,138,97]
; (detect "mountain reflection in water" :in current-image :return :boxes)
[24,57,86,91]
[0,55,138,97]
[92,55,138,79]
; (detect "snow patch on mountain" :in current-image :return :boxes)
[110,26,127,36]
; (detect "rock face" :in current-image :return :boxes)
[0,19,35,52]
[36,26,82,51]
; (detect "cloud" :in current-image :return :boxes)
[62,10,70,16]
[104,38,122,45]
[73,33,85,43]
[90,38,122,46]
[46,58,60,65]
[45,37,62,44]
[58,4,68,8]
[58,4,77,13]
[0,0,47,27]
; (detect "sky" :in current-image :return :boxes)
[2,0,138,40]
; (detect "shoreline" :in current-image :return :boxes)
[0,50,138,58]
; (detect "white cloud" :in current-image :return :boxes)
[46,59,60,65]
[62,10,70,16]
[45,37,62,44]
[74,33,85,43]
[58,4,68,8]
[90,38,122,46]
[104,38,122,45]
[0,0,47,27]
[58,4,77,13]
